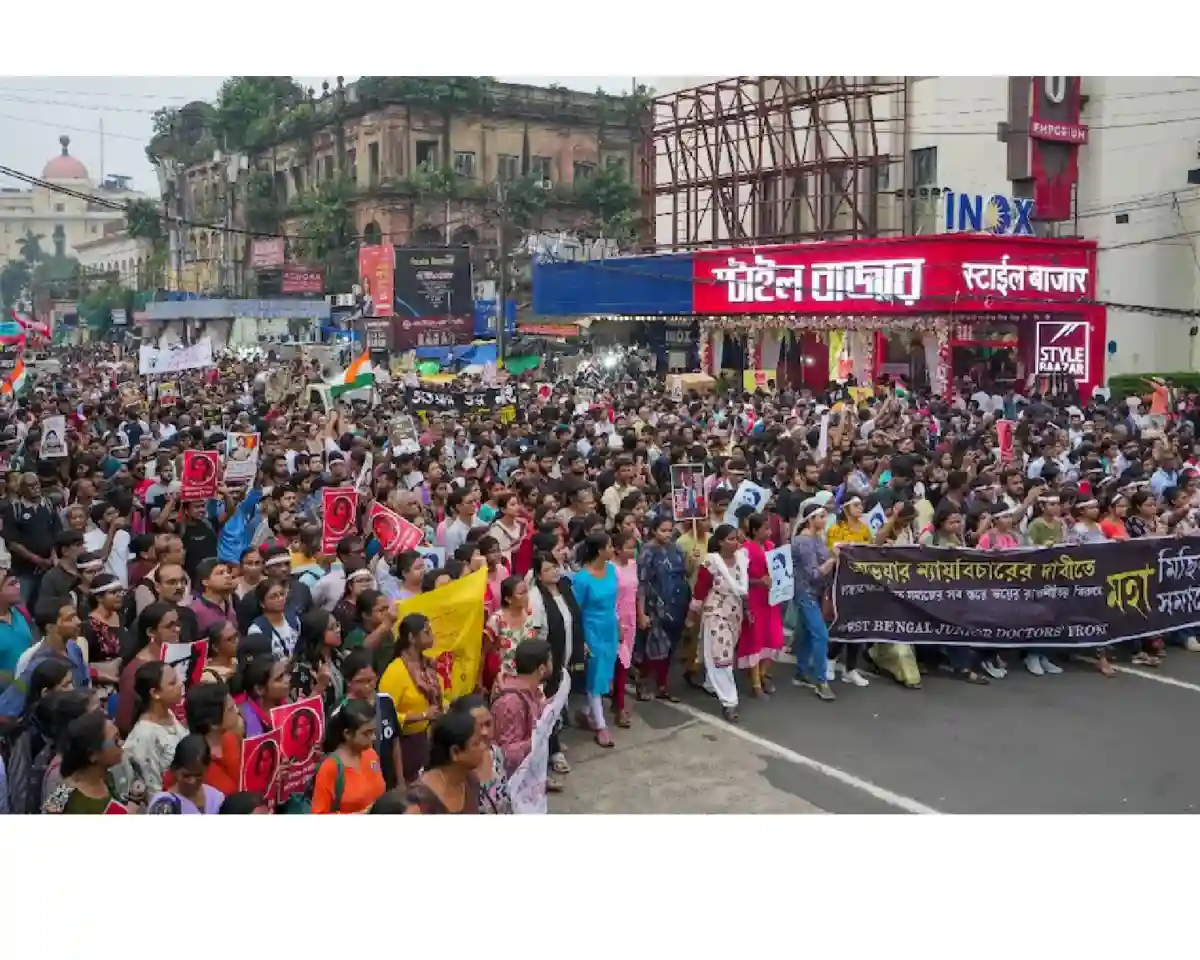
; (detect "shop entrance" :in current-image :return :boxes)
[951,319,1021,391]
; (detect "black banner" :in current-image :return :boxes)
[403,385,517,415]
[830,537,1200,648]
[393,247,474,348]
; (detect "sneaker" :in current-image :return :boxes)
[814,682,837,701]
[793,674,815,689]
[1025,654,1045,677]
[841,668,870,687]
[827,658,841,678]
[1040,655,1063,675]
[1187,637,1200,653]
[982,658,1006,680]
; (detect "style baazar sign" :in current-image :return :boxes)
[691,235,1096,315]
[1035,319,1090,382]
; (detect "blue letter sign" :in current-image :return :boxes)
[944,190,1035,236]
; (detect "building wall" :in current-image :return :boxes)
[74,233,154,288]
[0,182,128,261]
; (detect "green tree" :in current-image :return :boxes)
[17,231,44,265]
[291,176,357,293]
[576,164,640,244]
[215,77,306,152]
[0,259,31,308]
[125,198,169,289]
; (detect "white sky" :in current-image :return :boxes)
[0,76,678,194]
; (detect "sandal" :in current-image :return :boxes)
[960,670,990,685]
[546,776,565,793]
[1097,658,1117,677]
[721,706,740,723]
[616,709,632,728]
[761,676,776,696]
[1132,652,1161,668]
[655,690,681,703]
[550,756,571,775]
[594,729,615,748]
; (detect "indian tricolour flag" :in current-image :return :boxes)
[1,359,27,397]
[328,352,375,398]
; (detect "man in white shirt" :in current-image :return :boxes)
[83,502,132,587]
[601,456,637,528]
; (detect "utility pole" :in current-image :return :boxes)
[494,181,508,365]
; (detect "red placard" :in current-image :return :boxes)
[358,245,395,319]
[997,420,1014,465]
[321,487,359,554]
[367,502,422,555]
[180,450,220,501]
[270,695,326,804]
[240,728,283,803]
[104,800,129,814]
[692,235,1096,316]
[280,266,325,295]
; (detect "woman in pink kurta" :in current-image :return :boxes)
[611,531,640,728]
[737,514,783,696]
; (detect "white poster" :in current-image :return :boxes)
[355,450,374,494]
[767,545,794,606]
[138,338,215,375]
[416,545,445,570]
[865,502,888,536]
[509,669,571,815]
[40,415,68,459]
[723,479,770,527]
[224,432,260,484]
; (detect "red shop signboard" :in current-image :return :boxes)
[281,266,325,295]
[692,235,1097,316]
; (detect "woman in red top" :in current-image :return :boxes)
[165,680,243,796]
[1099,493,1131,542]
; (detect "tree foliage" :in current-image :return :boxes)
[17,231,44,264]
[0,260,31,308]
[291,176,357,293]
[214,76,307,153]
[575,165,641,242]
[147,100,217,165]
[125,198,166,244]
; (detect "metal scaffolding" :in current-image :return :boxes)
[643,76,907,252]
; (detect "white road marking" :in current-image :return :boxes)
[663,700,942,815]
[1075,655,1200,693]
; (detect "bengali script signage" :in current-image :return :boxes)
[692,236,1096,315]
[830,538,1200,648]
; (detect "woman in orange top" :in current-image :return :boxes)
[162,681,243,796]
[311,699,386,814]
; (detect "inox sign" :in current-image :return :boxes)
[944,190,1035,236]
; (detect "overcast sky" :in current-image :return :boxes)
[0,76,676,194]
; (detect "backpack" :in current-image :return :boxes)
[5,728,53,816]
[123,577,155,629]
[329,754,346,813]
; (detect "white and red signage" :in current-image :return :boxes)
[693,235,1096,315]
[1035,319,1090,383]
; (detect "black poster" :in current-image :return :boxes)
[392,246,474,348]
[830,537,1200,648]
[0,343,20,374]
[403,385,517,415]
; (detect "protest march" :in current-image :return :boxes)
[2,336,1200,814]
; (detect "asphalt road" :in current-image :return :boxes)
[662,648,1200,814]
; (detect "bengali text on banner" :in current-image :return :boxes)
[830,537,1200,648]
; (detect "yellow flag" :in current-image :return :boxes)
[393,566,487,701]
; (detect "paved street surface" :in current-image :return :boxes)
[556,649,1200,814]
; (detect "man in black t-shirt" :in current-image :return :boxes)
[1,473,61,606]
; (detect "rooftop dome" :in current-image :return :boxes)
[42,135,88,181]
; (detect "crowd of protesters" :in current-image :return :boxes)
[0,341,1195,814]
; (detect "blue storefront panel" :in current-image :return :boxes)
[531,252,694,317]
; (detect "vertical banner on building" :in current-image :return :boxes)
[358,245,395,318]
[391,247,474,348]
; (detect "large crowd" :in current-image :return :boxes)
[0,341,1194,814]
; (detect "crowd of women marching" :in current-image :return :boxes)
[0,343,1195,814]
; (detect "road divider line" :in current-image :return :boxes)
[1074,655,1200,693]
[661,700,942,815]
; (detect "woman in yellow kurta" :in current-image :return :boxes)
[825,497,872,686]
[378,613,447,784]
